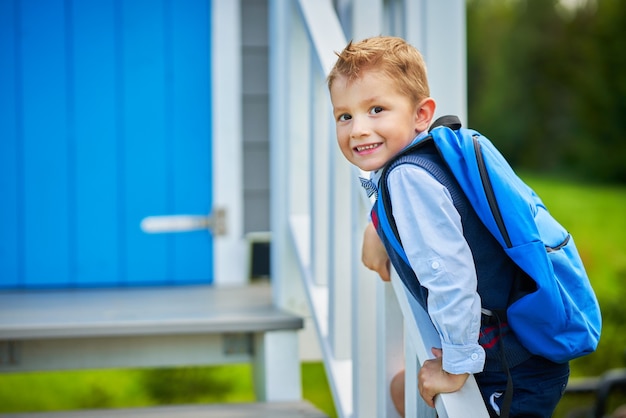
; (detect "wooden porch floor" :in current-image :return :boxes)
[0,401,329,418]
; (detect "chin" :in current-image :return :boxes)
[358,162,384,172]
[349,154,385,172]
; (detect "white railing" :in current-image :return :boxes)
[269,1,488,417]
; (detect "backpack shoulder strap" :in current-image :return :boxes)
[429,115,462,132]
[374,115,465,266]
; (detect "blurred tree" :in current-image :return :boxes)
[566,0,626,182]
[466,0,626,183]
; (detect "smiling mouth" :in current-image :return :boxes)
[355,143,381,152]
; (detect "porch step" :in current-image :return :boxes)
[0,284,319,415]
[0,401,329,418]
[0,282,303,372]
[0,282,302,340]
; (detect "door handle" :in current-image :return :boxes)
[140,208,227,236]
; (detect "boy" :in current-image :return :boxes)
[327,36,569,417]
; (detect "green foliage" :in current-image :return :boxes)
[140,364,255,404]
[467,0,626,183]
[0,369,151,412]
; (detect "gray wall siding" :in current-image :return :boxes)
[242,0,270,233]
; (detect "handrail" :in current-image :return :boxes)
[270,1,488,417]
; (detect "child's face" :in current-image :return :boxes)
[330,70,422,172]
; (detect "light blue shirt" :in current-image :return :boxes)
[369,134,486,374]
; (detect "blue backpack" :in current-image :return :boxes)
[376,115,601,363]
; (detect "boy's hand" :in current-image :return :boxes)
[362,222,391,281]
[418,348,469,408]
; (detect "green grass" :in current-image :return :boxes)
[302,362,338,418]
[0,368,151,412]
[0,363,336,416]
[524,175,626,294]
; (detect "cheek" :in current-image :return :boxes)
[336,133,354,159]
[336,127,350,147]
[338,140,352,159]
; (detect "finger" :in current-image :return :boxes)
[383,260,391,281]
[431,347,443,358]
[418,370,436,408]
[420,391,435,408]
[380,264,391,281]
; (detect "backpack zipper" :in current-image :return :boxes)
[473,135,513,249]
[546,234,570,252]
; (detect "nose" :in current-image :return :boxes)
[350,115,370,139]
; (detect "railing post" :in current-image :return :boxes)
[377,281,405,418]
[352,0,383,41]
[310,59,330,289]
[269,0,290,308]
[350,182,379,418]
[350,255,379,418]
[253,330,302,401]
[211,0,246,286]
[329,131,353,362]
[404,0,467,123]
[349,3,385,417]
[269,1,315,363]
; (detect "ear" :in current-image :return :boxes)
[414,97,436,133]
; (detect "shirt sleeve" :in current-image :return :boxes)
[388,164,485,375]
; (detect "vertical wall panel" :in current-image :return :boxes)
[242,0,270,233]
[21,0,70,287]
[171,0,212,284]
[0,0,20,288]
[122,0,170,285]
[72,0,120,286]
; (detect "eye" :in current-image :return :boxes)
[338,113,352,122]
[369,106,383,115]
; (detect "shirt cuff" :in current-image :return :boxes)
[441,341,485,375]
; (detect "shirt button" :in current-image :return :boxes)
[431,261,440,269]
[471,353,479,361]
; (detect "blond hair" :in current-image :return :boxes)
[327,36,430,105]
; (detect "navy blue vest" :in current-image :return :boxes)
[372,141,532,371]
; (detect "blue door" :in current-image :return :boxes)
[0,0,213,288]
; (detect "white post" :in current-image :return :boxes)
[404,0,467,124]
[212,0,246,286]
[269,0,322,364]
[311,69,330,289]
[269,0,299,310]
[404,328,437,417]
[350,251,379,418]
[329,126,353,362]
[349,3,385,417]
[253,330,302,401]
[352,0,383,41]
[377,281,405,418]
